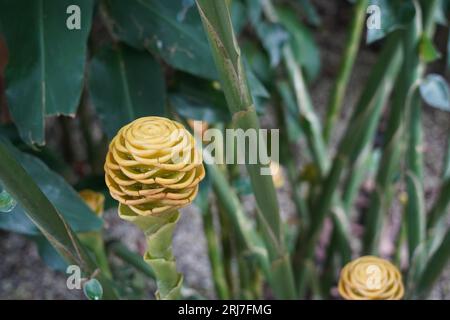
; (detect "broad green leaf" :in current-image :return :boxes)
[366,0,415,44]
[0,0,93,145]
[0,139,102,236]
[169,74,230,123]
[276,7,321,81]
[255,22,289,67]
[419,74,450,111]
[419,35,441,63]
[103,0,217,79]
[88,45,166,139]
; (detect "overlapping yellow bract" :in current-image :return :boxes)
[105,117,205,216]
[79,189,105,216]
[338,256,404,300]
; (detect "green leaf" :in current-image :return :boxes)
[0,0,93,145]
[419,74,450,111]
[241,41,272,83]
[0,139,102,236]
[366,0,416,44]
[419,34,441,63]
[415,229,450,298]
[232,176,253,196]
[255,22,289,67]
[35,236,68,272]
[247,68,269,99]
[88,44,166,139]
[276,7,321,81]
[295,0,321,26]
[103,0,216,79]
[231,0,247,35]
[169,74,230,123]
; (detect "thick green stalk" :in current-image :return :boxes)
[0,141,118,299]
[108,241,206,299]
[196,0,296,298]
[405,92,426,262]
[118,205,182,300]
[295,33,403,291]
[323,0,369,143]
[204,156,298,298]
[202,205,231,299]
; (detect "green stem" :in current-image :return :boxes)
[202,205,231,299]
[196,0,296,299]
[118,205,182,300]
[79,232,113,278]
[108,240,206,299]
[324,0,369,143]
[295,32,403,291]
[217,205,237,298]
[108,241,155,279]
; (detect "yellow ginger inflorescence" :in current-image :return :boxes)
[338,256,404,300]
[105,116,205,216]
